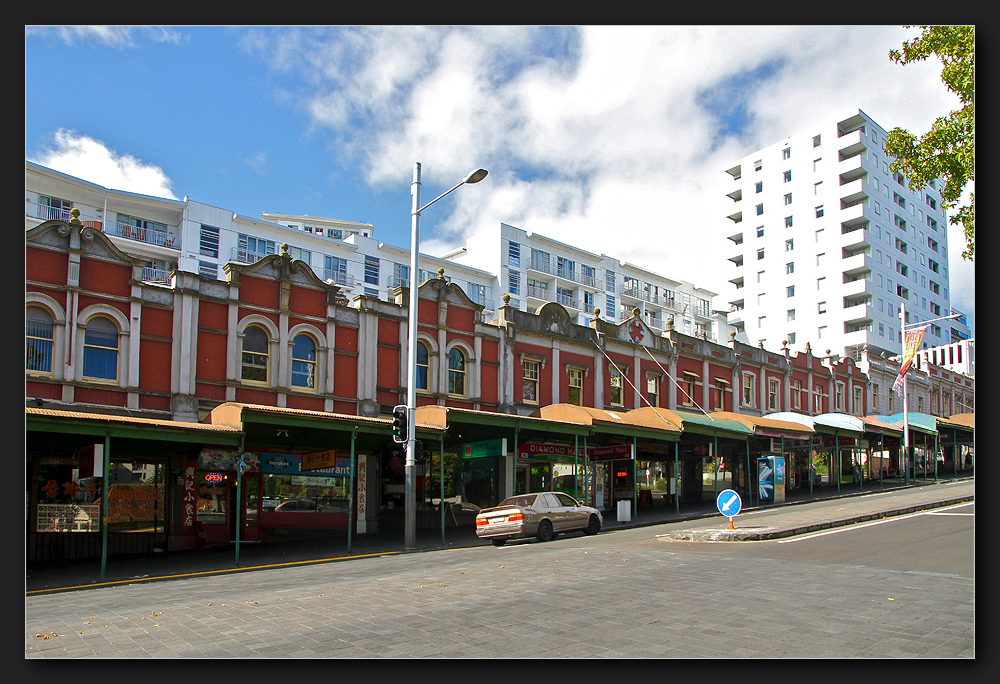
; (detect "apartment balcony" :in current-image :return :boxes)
[843,301,874,326]
[728,275,745,289]
[839,177,869,208]
[26,199,107,233]
[527,284,579,311]
[323,269,356,288]
[726,188,742,202]
[387,275,410,290]
[553,266,602,290]
[527,256,555,277]
[725,163,742,180]
[842,327,872,350]
[727,230,744,245]
[106,220,180,249]
[140,265,171,285]
[838,153,866,183]
[728,253,744,267]
[837,128,866,160]
[840,274,869,299]
[727,209,743,224]
[841,223,870,253]
[841,252,872,278]
[727,307,745,327]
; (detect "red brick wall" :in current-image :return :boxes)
[288,285,326,318]
[26,246,68,286]
[76,386,127,406]
[26,380,62,400]
[80,258,131,298]
[285,394,325,412]
[239,275,280,310]
[139,339,172,393]
[197,332,228,382]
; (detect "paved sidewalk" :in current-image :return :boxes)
[25,477,973,594]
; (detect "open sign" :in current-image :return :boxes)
[205,472,225,483]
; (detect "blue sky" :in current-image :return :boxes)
[24,25,974,336]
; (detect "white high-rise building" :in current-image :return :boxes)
[721,109,971,361]
[443,222,719,340]
[24,161,499,317]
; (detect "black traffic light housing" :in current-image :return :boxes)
[391,404,408,443]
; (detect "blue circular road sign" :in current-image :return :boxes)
[716,489,742,518]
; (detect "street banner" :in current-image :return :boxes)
[893,325,927,396]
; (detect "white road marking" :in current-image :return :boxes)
[776,501,973,543]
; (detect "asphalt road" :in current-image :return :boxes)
[25,497,975,659]
[601,501,975,576]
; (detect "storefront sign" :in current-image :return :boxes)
[261,452,353,477]
[356,460,367,534]
[464,439,506,459]
[518,442,585,462]
[302,449,338,471]
[182,460,197,529]
[692,443,710,456]
[590,444,633,461]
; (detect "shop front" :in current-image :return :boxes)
[26,407,244,566]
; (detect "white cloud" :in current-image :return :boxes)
[25,25,185,48]
[265,25,973,329]
[30,129,178,199]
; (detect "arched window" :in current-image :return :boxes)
[448,347,466,396]
[291,333,317,390]
[415,341,429,391]
[82,316,120,381]
[26,305,54,374]
[241,325,270,383]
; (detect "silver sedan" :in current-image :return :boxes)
[475,492,603,546]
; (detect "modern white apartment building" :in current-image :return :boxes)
[442,222,719,340]
[25,161,499,316]
[721,109,971,361]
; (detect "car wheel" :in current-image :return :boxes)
[491,539,506,547]
[585,514,601,535]
[536,519,554,542]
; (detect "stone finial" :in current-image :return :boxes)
[502,294,511,305]
[437,268,445,279]
[280,243,289,255]
[69,207,82,225]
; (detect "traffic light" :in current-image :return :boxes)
[391,404,408,443]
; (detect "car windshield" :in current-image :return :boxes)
[499,495,536,508]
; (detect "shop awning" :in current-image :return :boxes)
[711,411,815,440]
[532,404,681,441]
[627,406,750,439]
[207,402,441,453]
[26,406,244,446]
[880,412,939,436]
[861,415,904,437]
[765,411,866,436]
[941,413,974,431]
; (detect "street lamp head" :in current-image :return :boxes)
[464,168,489,184]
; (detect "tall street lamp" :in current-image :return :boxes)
[406,163,488,550]
[897,303,959,485]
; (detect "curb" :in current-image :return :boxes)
[659,495,974,541]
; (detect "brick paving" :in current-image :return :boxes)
[25,479,974,659]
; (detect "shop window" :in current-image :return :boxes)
[34,459,101,532]
[82,315,119,381]
[26,305,54,374]
[241,324,270,384]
